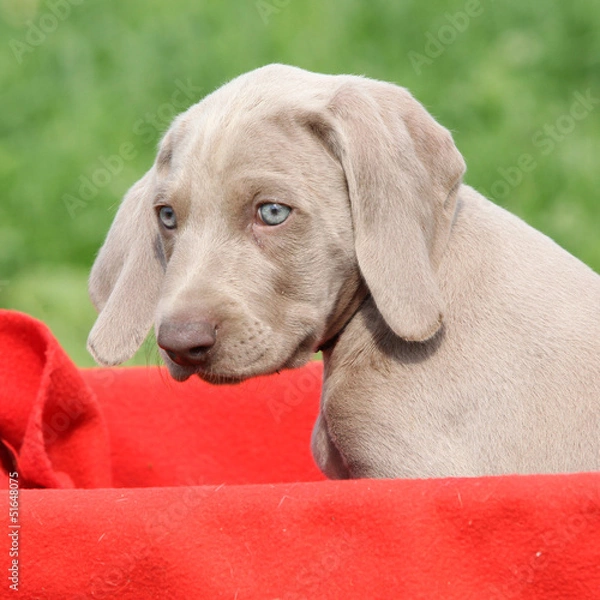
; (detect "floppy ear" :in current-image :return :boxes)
[313,78,465,342]
[87,170,164,365]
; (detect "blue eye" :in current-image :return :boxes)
[158,205,177,229]
[258,203,291,226]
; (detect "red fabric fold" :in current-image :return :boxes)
[3,475,600,599]
[0,310,111,489]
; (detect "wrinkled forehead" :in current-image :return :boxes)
[178,106,308,174]
[157,66,342,173]
[154,78,338,196]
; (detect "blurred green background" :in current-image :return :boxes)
[1,0,598,366]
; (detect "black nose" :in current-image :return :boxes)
[157,321,217,367]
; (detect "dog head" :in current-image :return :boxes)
[88,64,465,382]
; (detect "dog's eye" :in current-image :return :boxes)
[157,205,177,230]
[257,203,291,226]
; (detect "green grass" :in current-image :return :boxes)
[1,0,598,365]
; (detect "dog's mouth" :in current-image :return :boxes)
[195,371,247,385]
[161,346,273,385]
[168,366,247,385]
[164,359,257,385]
[160,333,316,385]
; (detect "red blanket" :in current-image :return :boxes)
[1,309,599,599]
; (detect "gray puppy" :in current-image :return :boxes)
[88,65,600,479]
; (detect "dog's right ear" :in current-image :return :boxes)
[87,170,164,366]
[303,77,465,342]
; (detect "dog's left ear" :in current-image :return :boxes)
[308,78,465,342]
[87,170,163,365]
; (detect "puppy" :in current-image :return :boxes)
[88,64,600,479]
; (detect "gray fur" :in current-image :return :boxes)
[88,64,600,478]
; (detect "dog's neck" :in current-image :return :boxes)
[316,282,370,354]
